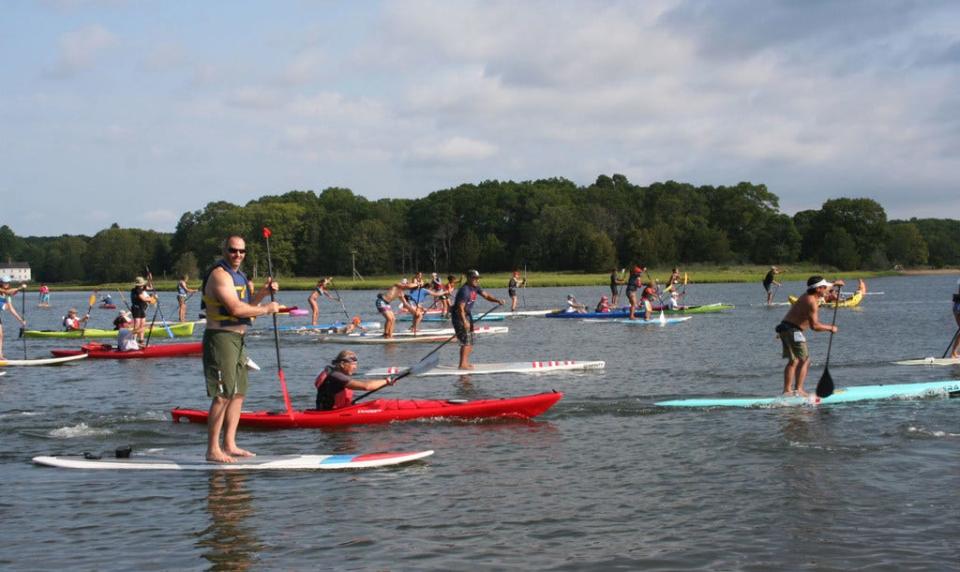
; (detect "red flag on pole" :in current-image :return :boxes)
[262,227,272,238]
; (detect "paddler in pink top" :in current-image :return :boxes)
[201,235,281,463]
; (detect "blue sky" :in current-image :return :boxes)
[2,0,959,236]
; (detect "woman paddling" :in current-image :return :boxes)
[314,350,394,410]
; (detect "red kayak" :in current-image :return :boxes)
[171,391,563,428]
[51,342,202,359]
[99,304,117,309]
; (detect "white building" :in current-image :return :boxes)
[0,262,31,282]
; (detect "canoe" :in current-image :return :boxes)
[0,354,89,367]
[33,450,434,471]
[50,342,202,359]
[546,304,731,318]
[317,325,509,345]
[23,321,195,339]
[655,380,960,408]
[366,360,606,377]
[171,391,564,428]
[892,357,960,366]
[787,291,863,308]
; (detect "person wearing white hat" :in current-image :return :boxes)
[0,276,27,360]
[113,312,140,352]
[775,275,845,397]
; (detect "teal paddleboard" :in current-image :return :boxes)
[656,380,960,408]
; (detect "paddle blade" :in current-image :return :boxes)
[88,294,97,307]
[262,227,272,238]
[815,367,834,398]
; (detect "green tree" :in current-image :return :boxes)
[886,222,928,266]
[820,227,860,270]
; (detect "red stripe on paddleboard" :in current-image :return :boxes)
[352,452,418,462]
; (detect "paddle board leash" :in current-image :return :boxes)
[353,302,503,403]
[815,284,842,399]
[263,227,294,417]
[942,326,960,359]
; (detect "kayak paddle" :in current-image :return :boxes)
[263,227,293,417]
[78,292,97,336]
[352,353,440,404]
[20,283,27,358]
[815,285,842,399]
[943,326,960,359]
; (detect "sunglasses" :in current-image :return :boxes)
[339,357,358,363]
[227,247,246,254]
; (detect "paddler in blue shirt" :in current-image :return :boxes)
[775,276,844,397]
[201,235,281,464]
[453,270,503,369]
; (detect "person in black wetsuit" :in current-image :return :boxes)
[763,266,782,305]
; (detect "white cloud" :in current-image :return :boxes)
[407,136,498,164]
[50,25,116,76]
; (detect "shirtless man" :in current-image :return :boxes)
[375,277,424,338]
[775,276,844,397]
[201,235,281,463]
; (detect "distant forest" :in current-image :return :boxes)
[1,175,958,282]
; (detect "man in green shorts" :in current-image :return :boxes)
[201,235,281,463]
[775,276,843,397]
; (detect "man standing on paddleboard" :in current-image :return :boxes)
[763,266,782,305]
[201,235,281,463]
[0,277,27,361]
[775,276,843,397]
[453,270,503,369]
[951,278,960,359]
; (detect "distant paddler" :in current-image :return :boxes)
[130,276,153,344]
[375,276,425,338]
[201,234,281,463]
[594,295,612,313]
[454,270,503,370]
[663,267,682,293]
[0,277,27,360]
[508,269,526,312]
[609,268,625,306]
[625,265,646,320]
[763,266,783,305]
[951,278,960,359]
[38,283,51,308]
[176,274,197,322]
[564,295,587,314]
[775,276,844,397]
[62,307,90,331]
[664,290,684,310]
[308,277,338,326]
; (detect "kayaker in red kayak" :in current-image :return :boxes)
[314,350,394,410]
[201,234,282,464]
[0,277,27,360]
[114,312,140,351]
[775,276,844,397]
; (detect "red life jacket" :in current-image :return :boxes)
[314,366,353,410]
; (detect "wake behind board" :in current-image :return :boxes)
[366,360,606,377]
[33,450,434,471]
[656,380,960,408]
[892,357,960,366]
[0,354,89,367]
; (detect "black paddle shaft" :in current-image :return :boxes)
[262,232,283,373]
[815,286,842,399]
[943,327,960,359]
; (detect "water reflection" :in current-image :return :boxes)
[197,472,263,571]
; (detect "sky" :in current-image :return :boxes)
[2,0,959,237]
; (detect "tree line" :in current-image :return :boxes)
[1,175,958,283]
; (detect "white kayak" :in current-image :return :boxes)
[0,354,89,367]
[33,450,434,471]
[318,325,509,345]
[366,359,606,377]
[892,357,960,366]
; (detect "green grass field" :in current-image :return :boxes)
[32,265,899,292]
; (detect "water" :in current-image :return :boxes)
[1,276,958,570]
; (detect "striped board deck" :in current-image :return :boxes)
[33,450,434,471]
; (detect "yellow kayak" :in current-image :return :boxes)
[787,291,863,308]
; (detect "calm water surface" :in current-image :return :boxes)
[1,276,958,570]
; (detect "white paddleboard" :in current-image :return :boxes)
[366,359,606,377]
[0,354,89,367]
[318,326,508,345]
[33,450,434,471]
[892,357,960,366]
[486,309,559,318]
[0,371,6,377]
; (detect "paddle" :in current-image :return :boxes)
[521,264,527,309]
[143,304,161,348]
[263,227,293,417]
[77,292,97,336]
[330,281,351,322]
[352,353,441,404]
[144,266,175,339]
[815,285,842,399]
[20,283,27,358]
[942,326,960,359]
